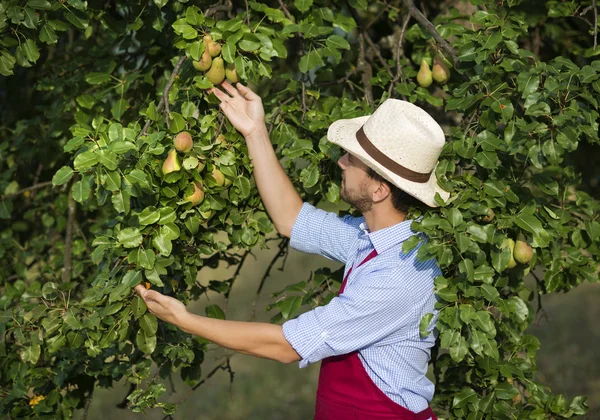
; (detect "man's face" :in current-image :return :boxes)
[337,152,375,213]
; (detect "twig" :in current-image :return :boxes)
[593,0,598,49]
[81,386,94,420]
[204,4,232,17]
[243,0,250,25]
[3,181,52,199]
[138,56,187,138]
[249,238,289,321]
[388,13,411,97]
[278,0,295,23]
[401,0,459,66]
[31,164,44,199]
[301,78,307,123]
[61,179,77,283]
[75,220,91,254]
[363,32,394,77]
[222,250,250,313]
[358,34,374,106]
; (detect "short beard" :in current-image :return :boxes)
[341,181,373,213]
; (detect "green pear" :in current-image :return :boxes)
[193,49,212,72]
[211,168,225,186]
[432,55,450,84]
[162,149,181,175]
[206,57,225,85]
[417,59,433,88]
[225,64,239,83]
[204,35,221,57]
[501,238,517,269]
[174,131,193,153]
[185,181,205,206]
[514,233,533,264]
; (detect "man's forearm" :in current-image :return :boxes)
[245,126,303,237]
[175,311,301,364]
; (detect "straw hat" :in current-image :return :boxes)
[327,99,450,207]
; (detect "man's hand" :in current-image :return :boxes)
[209,81,266,138]
[134,284,187,327]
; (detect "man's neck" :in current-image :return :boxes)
[362,206,407,233]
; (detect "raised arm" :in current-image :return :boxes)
[209,82,302,237]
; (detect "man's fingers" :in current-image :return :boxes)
[209,87,232,103]
[220,81,241,97]
[236,83,260,101]
[134,284,146,296]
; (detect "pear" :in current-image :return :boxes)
[174,131,193,153]
[206,57,225,85]
[514,233,533,264]
[501,238,517,269]
[482,208,495,223]
[204,35,221,57]
[225,64,239,83]
[211,168,225,186]
[432,55,450,84]
[162,149,181,175]
[193,49,212,72]
[185,181,205,206]
[417,59,433,88]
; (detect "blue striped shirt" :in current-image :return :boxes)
[282,203,440,412]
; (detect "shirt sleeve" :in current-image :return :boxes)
[289,202,362,264]
[282,258,439,368]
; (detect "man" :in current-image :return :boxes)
[135,81,449,419]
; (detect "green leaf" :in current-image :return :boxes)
[515,214,550,247]
[172,19,198,39]
[112,190,131,214]
[118,228,143,248]
[122,270,142,287]
[326,34,350,50]
[126,169,151,189]
[481,284,499,302]
[233,176,251,199]
[136,329,157,354]
[295,0,313,12]
[453,387,477,408]
[85,72,111,85]
[169,112,186,133]
[153,232,172,256]
[280,296,303,319]
[111,99,128,120]
[132,296,147,319]
[138,206,160,226]
[74,151,99,170]
[299,49,324,73]
[98,150,119,170]
[138,248,156,270]
[222,41,236,63]
[20,343,41,364]
[0,52,16,76]
[72,178,91,203]
[419,313,435,338]
[52,166,74,186]
[495,382,519,400]
[299,163,319,188]
[140,313,158,336]
[205,304,226,320]
[21,39,40,63]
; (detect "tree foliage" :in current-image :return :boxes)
[1,0,599,418]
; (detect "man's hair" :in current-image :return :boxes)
[366,167,426,213]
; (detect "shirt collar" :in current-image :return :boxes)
[360,218,419,254]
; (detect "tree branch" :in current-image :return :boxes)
[249,237,289,321]
[61,179,77,283]
[388,13,411,97]
[3,181,52,199]
[138,56,187,138]
[81,386,94,420]
[401,0,458,66]
[358,34,374,106]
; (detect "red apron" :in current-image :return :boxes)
[314,249,437,420]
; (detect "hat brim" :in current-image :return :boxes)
[327,116,450,208]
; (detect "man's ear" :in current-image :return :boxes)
[372,181,391,204]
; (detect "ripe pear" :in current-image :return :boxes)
[162,149,181,175]
[206,57,225,85]
[417,59,433,88]
[501,238,517,269]
[211,168,225,186]
[174,131,193,153]
[432,55,450,84]
[185,181,205,206]
[514,233,533,264]
[204,35,221,57]
[225,64,239,83]
[193,49,212,72]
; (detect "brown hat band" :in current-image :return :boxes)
[356,127,432,184]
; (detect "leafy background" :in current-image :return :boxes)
[1,0,600,418]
